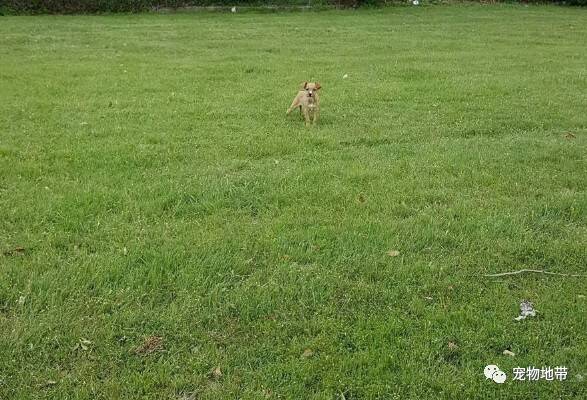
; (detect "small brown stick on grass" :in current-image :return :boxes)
[484,269,587,278]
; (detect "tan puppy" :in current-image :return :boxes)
[286,81,321,126]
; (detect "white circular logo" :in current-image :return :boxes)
[484,365,507,384]
[484,365,500,380]
[492,370,507,384]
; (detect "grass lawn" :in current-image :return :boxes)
[1,4,586,399]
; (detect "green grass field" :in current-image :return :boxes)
[1,4,586,399]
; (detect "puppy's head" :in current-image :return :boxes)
[302,81,321,98]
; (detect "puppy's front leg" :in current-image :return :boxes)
[312,108,320,125]
[303,107,311,127]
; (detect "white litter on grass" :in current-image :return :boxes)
[231,6,237,12]
[343,74,348,79]
[412,0,419,5]
[514,300,537,321]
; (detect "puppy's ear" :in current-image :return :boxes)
[315,82,321,90]
[301,81,308,89]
